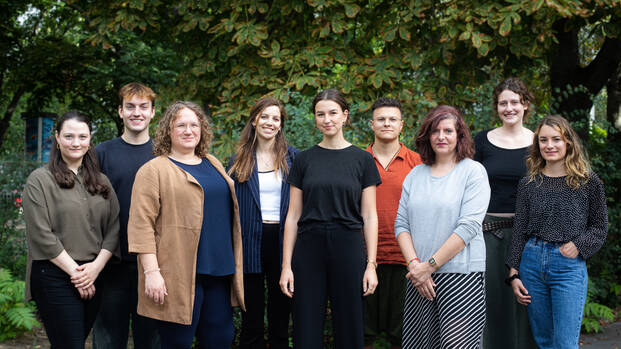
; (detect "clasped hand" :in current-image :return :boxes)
[70,262,101,300]
[406,261,436,301]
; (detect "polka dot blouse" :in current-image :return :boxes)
[506,172,608,269]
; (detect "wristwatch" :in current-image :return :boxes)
[428,257,437,269]
[505,273,520,286]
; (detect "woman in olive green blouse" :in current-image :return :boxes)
[23,111,119,349]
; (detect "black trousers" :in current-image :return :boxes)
[92,261,160,349]
[292,226,366,349]
[241,223,292,349]
[30,260,103,349]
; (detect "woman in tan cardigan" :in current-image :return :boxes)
[128,101,244,348]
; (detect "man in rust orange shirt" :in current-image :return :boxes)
[364,97,422,349]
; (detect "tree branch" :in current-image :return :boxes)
[583,37,621,95]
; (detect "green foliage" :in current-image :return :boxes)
[0,153,38,280]
[0,268,40,340]
[582,281,616,333]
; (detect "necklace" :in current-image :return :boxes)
[372,144,400,170]
[256,152,274,171]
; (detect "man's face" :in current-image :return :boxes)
[118,94,155,134]
[370,107,403,142]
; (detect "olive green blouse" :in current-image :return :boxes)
[23,166,120,299]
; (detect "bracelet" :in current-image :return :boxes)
[407,257,420,265]
[504,273,520,286]
[144,268,160,275]
[367,260,377,268]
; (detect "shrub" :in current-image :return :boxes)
[0,268,40,340]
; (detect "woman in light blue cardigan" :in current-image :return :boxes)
[396,105,490,348]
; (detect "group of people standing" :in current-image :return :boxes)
[22,77,608,349]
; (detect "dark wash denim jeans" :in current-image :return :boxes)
[519,237,588,349]
[31,260,102,349]
[92,261,160,349]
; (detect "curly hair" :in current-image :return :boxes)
[228,97,290,182]
[415,105,474,165]
[49,111,111,199]
[153,101,213,157]
[492,77,535,120]
[527,115,590,189]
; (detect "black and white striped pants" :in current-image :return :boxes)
[402,272,486,349]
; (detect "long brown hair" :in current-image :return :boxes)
[228,97,290,182]
[527,115,590,189]
[415,105,474,165]
[49,111,111,199]
[153,101,213,157]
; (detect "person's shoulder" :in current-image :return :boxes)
[95,137,123,151]
[140,155,169,171]
[287,145,300,155]
[459,158,487,176]
[587,171,604,188]
[401,144,422,165]
[474,129,490,141]
[473,129,492,147]
[27,166,52,182]
[348,145,373,157]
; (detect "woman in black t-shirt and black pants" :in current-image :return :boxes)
[279,89,380,349]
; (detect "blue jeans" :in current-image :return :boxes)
[92,262,160,349]
[519,237,588,349]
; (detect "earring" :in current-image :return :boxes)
[56,143,59,149]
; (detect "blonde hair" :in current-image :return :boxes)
[527,115,591,189]
[153,101,213,157]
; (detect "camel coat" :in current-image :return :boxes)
[128,155,245,325]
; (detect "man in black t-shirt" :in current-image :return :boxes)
[92,83,160,349]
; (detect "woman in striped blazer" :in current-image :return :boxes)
[228,97,298,349]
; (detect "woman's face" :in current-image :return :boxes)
[497,89,528,127]
[170,107,201,154]
[430,118,457,157]
[54,119,91,164]
[314,100,348,137]
[538,125,567,165]
[253,105,281,142]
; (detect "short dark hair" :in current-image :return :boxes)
[492,77,534,119]
[371,97,402,114]
[415,105,474,165]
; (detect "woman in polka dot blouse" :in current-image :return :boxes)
[506,115,608,349]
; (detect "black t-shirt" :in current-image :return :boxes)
[96,137,155,261]
[287,145,381,233]
[474,130,529,213]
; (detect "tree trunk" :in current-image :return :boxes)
[0,87,26,151]
[549,20,621,140]
[607,62,621,133]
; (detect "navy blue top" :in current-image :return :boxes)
[170,158,235,276]
[96,137,154,261]
[228,146,298,273]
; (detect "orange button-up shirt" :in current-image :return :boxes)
[366,143,422,265]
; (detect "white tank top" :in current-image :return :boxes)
[258,170,282,221]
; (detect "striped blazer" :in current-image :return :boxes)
[229,145,298,273]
